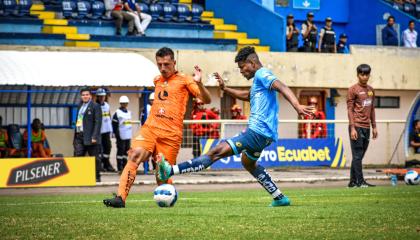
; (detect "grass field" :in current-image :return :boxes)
[0,185,419,239]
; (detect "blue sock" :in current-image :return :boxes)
[172,155,213,175]
[250,165,283,200]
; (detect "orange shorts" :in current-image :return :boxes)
[132,125,182,165]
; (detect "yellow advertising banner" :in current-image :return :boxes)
[0,157,96,188]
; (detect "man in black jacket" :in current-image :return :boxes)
[73,87,103,182]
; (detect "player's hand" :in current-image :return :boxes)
[297,105,315,117]
[372,127,378,140]
[91,138,97,144]
[193,65,202,83]
[350,127,358,140]
[213,72,225,90]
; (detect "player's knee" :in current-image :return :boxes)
[241,158,257,172]
[207,144,225,160]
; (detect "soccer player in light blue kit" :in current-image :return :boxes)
[158,46,314,206]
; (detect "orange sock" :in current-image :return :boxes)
[117,161,139,202]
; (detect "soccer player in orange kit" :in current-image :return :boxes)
[103,47,211,208]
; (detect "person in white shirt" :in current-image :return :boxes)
[112,96,133,171]
[403,20,418,48]
[96,88,116,172]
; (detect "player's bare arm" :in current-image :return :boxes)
[271,80,314,117]
[193,65,211,104]
[214,72,250,101]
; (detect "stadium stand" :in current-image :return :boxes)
[0,0,270,51]
[383,0,420,19]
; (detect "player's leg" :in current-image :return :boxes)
[154,136,181,185]
[241,153,290,207]
[103,127,156,208]
[359,128,375,187]
[349,127,364,186]
[157,141,233,181]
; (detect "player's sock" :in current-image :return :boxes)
[117,160,139,202]
[172,155,213,175]
[250,165,283,199]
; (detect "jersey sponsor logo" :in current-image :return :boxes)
[158,90,169,101]
[363,99,372,107]
[135,134,145,141]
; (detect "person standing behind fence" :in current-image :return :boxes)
[112,96,132,171]
[402,20,417,48]
[191,98,219,158]
[286,14,299,52]
[302,97,327,139]
[347,64,378,188]
[382,15,399,46]
[96,88,116,172]
[301,12,318,52]
[318,17,336,53]
[74,87,103,182]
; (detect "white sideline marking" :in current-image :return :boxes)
[0,190,419,206]
[0,198,199,206]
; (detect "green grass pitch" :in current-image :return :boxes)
[0,186,419,239]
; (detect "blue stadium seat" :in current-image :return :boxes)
[62,0,77,19]
[393,2,403,11]
[15,0,32,17]
[149,3,163,21]
[416,3,420,19]
[175,3,190,22]
[161,3,176,22]
[88,0,104,19]
[139,2,149,14]
[403,3,415,16]
[76,0,91,19]
[2,0,17,16]
[190,4,203,23]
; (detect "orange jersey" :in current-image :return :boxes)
[145,72,200,136]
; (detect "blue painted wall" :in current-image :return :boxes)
[207,0,286,51]
[345,0,420,46]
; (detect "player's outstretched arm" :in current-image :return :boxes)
[271,80,314,117]
[214,72,250,101]
[193,65,211,104]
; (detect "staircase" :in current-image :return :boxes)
[201,10,270,52]
[30,3,100,48]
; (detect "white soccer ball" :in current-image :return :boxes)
[404,170,420,185]
[153,184,178,207]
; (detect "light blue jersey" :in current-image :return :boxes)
[248,68,279,140]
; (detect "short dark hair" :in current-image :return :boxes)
[156,47,175,60]
[235,46,256,63]
[414,119,420,127]
[356,64,371,75]
[409,20,415,25]
[80,87,91,94]
[387,16,395,22]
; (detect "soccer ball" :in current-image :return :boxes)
[404,170,420,185]
[153,184,178,207]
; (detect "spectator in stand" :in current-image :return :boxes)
[337,33,350,54]
[301,97,327,139]
[0,116,9,158]
[403,20,418,48]
[191,99,219,158]
[23,118,49,158]
[286,14,299,52]
[301,12,318,52]
[231,104,247,120]
[209,107,220,139]
[318,17,336,53]
[123,0,152,36]
[73,87,102,182]
[110,0,135,36]
[40,123,52,157]
[382,16,399,46]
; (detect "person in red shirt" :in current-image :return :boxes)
[301,97,327,139]
[0,116,9,158]
[231,104,247,120]
[191,99,219,157]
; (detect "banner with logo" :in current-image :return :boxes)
[200,138,346,169]
[293,0,320,10]
[0,157,96,188]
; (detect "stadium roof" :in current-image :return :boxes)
[0,51,159,87]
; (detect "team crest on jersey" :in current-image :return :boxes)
[367,91,373,96]
[235,142,242,147]
[158,108,165,115]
